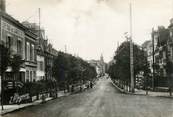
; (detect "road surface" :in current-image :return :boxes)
[3,78,173,117]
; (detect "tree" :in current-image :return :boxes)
[0,44,10,76]
[0,44,11,110]
[108,41,150,91]
[52,52,97,91]
[10,54,24,81]
[52,52,69,90]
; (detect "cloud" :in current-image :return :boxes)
[6,0,173,62]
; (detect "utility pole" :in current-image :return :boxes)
[129,3,134,93]
[152,28,155,91]
[1,45,4,110]
[38,8,41,45]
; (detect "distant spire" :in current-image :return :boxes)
[100,53,104,62]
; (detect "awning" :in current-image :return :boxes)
[6,67,26,72]
[6,67,12,72]
[20,68,26,72]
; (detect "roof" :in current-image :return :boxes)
[0,11,37,39]
[142,40,152,48]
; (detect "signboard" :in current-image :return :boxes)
[9,93,30,104]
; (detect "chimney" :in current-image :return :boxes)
[170,18,173,25]
[0,0,6,12]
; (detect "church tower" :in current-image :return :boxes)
[100,54,105,75]
[0,0,6,12]
[100,54,104,63]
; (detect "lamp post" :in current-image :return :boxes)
[152,28,155,91]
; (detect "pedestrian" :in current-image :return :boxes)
[90,82,93,88]
[71,85,74,92]
[80,85,82,92]
[41,94,46,103]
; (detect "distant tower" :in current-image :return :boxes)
[100,54,105,75]
[100,54,104,63]
[0,0,6,12]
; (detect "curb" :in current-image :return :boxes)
[1,102,40,116]
[111,80,125,93]
[111,80,173,99]
[1,93,71,116]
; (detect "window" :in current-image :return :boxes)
[170,31,173,37]
[26,70,29,82]
[37,62,40,70]
[17,39,22,55]
[163,69,167,77]
[33,71,36,82]
[30,44,34,61]
[6,36,12,49]
[40,61,43,71]
[163,51,166,59]
[30,71,32,82]
[26,42,30,61]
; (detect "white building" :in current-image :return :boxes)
[36,55,45,81]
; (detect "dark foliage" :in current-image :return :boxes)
[52,52,97,88]
[108,41,150,86]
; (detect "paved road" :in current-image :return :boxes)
[3,78,173,117]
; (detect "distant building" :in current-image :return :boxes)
[88,54,106,76]
[142,40,153,72]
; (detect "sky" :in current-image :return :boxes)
[6,0,173,62]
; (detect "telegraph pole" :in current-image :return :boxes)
[129,3,135,93]
[38,8,41,45]
[152,28,155,91]
[1,45,4,110]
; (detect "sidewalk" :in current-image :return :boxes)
[111,79,173,98]
[135,89,173,98]
[0,91,70,115]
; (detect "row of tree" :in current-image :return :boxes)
[52,52,97,91]
[107,41,151,91]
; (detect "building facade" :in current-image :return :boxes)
[24,31,37,82]
[44,43,58,80]
[88,54,106,77]
[0,11,25,81]
[0,0,38,83]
